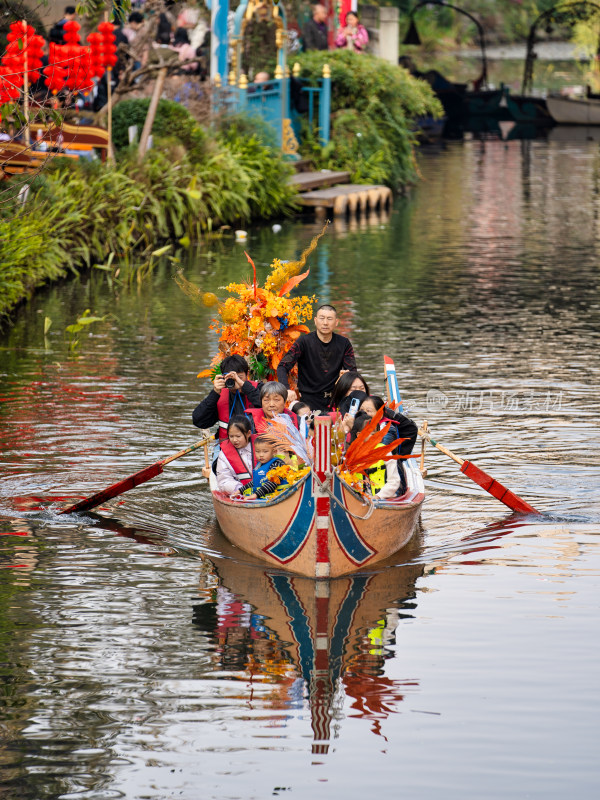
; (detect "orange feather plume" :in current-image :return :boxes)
[278,269,310,297]
[340,406,407,474]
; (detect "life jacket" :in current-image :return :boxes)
[219,439,254,487]
[253,456,286,490]
[246,407,298,434]
[364,445,387,494]
[216,383,259,440]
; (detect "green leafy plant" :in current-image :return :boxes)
[295,50,442,187]
[65,309,107,351]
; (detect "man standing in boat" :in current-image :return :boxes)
[277,304,356,410]
[192,355,262,439]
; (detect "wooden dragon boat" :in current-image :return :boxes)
[209,415,425,578]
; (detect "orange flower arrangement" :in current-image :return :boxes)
[267,464,310,486]
[175,225,328,387]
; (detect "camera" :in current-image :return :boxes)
[224,376,236,389]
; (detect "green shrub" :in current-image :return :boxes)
[296,49,442,186]
[111,98,209,162]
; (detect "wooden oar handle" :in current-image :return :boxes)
[417,428,464,466]
[162,435,212,466]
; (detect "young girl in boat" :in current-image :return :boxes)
[216,416,254,497]
[359,395,418,453]
[243,437,287,500]
[351,412,401,499]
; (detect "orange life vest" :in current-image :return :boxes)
[246,407,298,434]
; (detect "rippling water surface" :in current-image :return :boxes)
[1,138,599,799]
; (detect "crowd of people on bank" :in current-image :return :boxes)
[304,4,369,53]
[17,2,367,118]
[192,304,417,502]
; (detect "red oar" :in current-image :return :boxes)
[59,435,212,514]
[419,428,540,515]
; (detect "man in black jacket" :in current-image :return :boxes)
[303,4,329,51]
[277,305,356,410]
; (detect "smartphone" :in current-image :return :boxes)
[348,398,360,417]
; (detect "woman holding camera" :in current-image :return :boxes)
[192,355,262,440]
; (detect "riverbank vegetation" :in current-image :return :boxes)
[297,50,442,187]
[1,46,443,323]
[0,101,298,321]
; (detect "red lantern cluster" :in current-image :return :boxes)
[0,17,121,115]
[98,21,118,70]
[1,21,45,98]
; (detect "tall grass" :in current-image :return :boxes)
[0,108,299,322]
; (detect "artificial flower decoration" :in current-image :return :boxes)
[175,224,328,388]
[267,464,310,486]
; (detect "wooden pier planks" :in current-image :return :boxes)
[289,170,351,192]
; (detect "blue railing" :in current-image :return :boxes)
[213,67,331,152]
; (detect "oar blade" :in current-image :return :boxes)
[460,461,539,515]
[60,461,164,514]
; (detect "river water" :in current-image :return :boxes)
[1,136,599,799]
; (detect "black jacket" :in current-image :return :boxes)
[192,381,263,430]
[303,18,328,51]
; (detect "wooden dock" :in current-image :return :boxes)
[289,169,391,216]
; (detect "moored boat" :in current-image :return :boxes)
[546,94,600,125]
[209,416,425,578]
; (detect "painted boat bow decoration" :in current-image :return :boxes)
[210,416,425,578]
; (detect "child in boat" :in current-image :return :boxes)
[359,396,418,494]
[360,395,418,452]
[244,436,287,500]
[216,415,254,496]
[291,401,313,440]
[351,413,401,499]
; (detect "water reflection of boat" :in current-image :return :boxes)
[546,94,600,125]
[194,544,425,751]
[547,124,600,143]
[209,454,424,579]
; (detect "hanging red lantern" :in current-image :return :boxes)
[98,21,118,70]
[86,32,105,80]
[64,47,95,94]
[0,65,22,103]
[25,33,45,84]
[43,62,66,95]
[62,20,81,46]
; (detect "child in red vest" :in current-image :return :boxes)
[216,416,254,496]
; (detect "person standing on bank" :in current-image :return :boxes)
[303,4,329,51]
[276,304,356,410]
[192,354,262,440]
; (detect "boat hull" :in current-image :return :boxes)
[210,462,424,578]
[546,95,600,125]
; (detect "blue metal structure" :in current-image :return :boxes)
[211,0,332,153]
